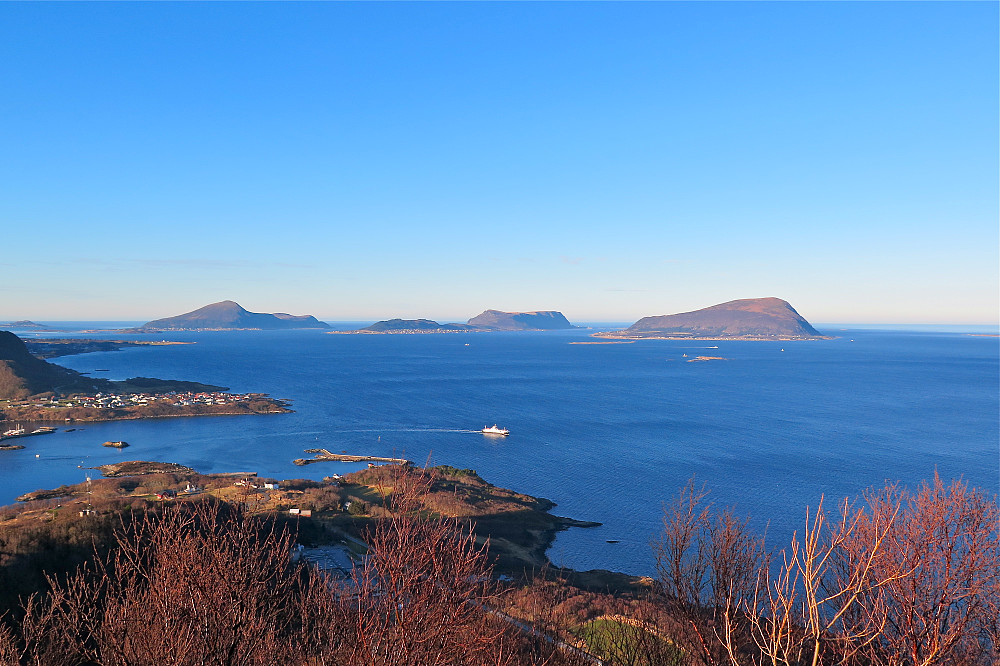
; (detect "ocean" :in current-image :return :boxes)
[2,325,997,576]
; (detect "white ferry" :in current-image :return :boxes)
[481,425,509,436]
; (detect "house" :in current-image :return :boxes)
[263,482,280,490]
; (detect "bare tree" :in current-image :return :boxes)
[739,474,999,666]
[850,474,1000,666]
[653,478,766,665]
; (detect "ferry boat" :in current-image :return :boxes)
[481,425,509,436]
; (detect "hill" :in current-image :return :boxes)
[0,332,229,403]
[466,310,576,331]
[607,298,826,339]
[0,331,101,399]
[139,301,330,331]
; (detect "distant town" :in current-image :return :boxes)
[0,390,291,424]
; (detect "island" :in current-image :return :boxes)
[594,297,830,340]
[0,320,62,332]
[136,300,330,331]
[342,309,578,334]
[356,318,472,333]
[466,309,576,331]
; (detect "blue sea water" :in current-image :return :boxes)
[1,326,997,576]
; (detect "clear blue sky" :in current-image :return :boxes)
[1,1,996,324]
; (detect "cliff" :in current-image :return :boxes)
[139,301,330,331]
[617,298,825,339]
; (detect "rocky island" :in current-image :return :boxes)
[595,297,829,340]
[136,300,330,331]
[345,309,577,334]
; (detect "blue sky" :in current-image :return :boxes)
[1,2,996,324]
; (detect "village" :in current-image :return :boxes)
[0,390,291,423]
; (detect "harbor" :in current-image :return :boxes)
[0,425,56,442]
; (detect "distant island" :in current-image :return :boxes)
[0,320,62,332]
[136,300,330,331]
[594,298,829,340]
[344,309,577,334]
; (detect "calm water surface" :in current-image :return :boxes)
[2,326,997,576]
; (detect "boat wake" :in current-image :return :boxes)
[333,428,483,434]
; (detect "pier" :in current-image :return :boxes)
[293,449,411,466]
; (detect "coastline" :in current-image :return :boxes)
[1,399,292,425]
[592,332,835,341]
[1,460,643,588]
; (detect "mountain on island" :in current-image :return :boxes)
[606,298,826,340]
[360,319,471,333]
[139,301,330,331]
[466,310,575,331]
[354,310,576,333]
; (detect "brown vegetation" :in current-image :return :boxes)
[0,469,580,666]
[0,468,995,666]
[651,473,998,666]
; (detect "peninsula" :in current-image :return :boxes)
[137,300,330,331]
[595,297,829,340]
[0,331,290,423]
[23,338,190,360]
[345,309,577,333]
[7,462,599,576]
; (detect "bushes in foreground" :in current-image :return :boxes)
[0,469,996,665]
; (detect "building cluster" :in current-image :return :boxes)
[24,391,263,411]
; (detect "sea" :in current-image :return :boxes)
[1,323,997,577]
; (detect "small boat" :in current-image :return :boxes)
[606,540,620,544]
[481,425,509,436]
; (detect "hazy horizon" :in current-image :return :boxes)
[2,3,996,325]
